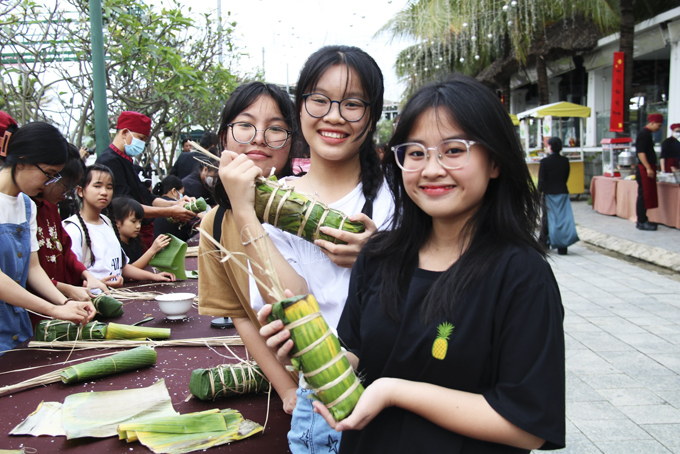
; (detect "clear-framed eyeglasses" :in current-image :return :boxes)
[301,93,370,122]
[391,139,476,172]
[227,122,292,149]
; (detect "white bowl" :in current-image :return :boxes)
[155,293,195,320]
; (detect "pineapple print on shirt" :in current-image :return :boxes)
[432,322,454,360]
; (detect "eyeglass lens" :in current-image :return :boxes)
[34,163,62,185]
[230,122,289,149]
[393,140,471,171]
[304,94,367,122]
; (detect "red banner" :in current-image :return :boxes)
[610,52,625,132]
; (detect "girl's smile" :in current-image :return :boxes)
[402,108,499,226]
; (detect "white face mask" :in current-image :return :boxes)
[205,176,214,187]
[673,131,680,139]
[174,189,183,200]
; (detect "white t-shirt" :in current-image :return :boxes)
[250,180,394,329]
[0,192,39,252]
[63,215,128,280]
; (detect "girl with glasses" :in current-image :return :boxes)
[31,143,110,307]
[220,46,394,453]
[301,76,565,453]
[197,81,301,416]
[0,115,95,354]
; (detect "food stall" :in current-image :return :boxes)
[516,101,591,195]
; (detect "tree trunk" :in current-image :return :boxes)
[619,0,634,136]
[501,78,511,112]
[536,55,549,105]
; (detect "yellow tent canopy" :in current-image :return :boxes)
[516,101,591,119]
[510,114,519,126]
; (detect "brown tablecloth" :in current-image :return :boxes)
[590,176,680,228]
[0,258,292,453]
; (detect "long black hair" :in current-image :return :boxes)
[2,122,68,185]
[295,45,384,202]
[370,75,543,323]
[213,81,298,208]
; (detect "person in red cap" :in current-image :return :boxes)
[95,111,195,250]
[660,123,680,173]
[634,113,663,231]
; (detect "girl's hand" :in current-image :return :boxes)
[178,195,195,205]
[281,387,298,415]
[257,302,294,366]
[102,274,124,288]
[153,271,176,282]
[219,150,262,213]
[55,300,96,325]
[312,377,395,431]
[62,284,90,302]
[314,213,377,268]
[84,276,110,297]
[150,234,171,255]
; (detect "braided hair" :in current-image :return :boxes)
[295,45,385,203]
[105,202,128,268]
[74,164,126,268]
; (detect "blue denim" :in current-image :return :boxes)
[288,384,341,454]
[0,194,33,354]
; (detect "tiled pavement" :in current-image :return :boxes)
[545,200,680,453]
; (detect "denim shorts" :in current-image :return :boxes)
[288,385,342,454]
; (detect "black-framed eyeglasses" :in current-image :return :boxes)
[227,122,292,149]
[58,179,78,197]
[301,93,370,122]
[33,163,62,185]
[391,139,476,172]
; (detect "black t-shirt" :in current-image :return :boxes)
[660,137,680,161]
[635,127,657,165]
[181,171,215,207]
[121,239,143,264]
[338,245,565,454]
[170,151,203,180]
[153,196,197,242]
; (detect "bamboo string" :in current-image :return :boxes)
[303,352,345,379]
[291,328,332,358]
[325,376,362,410]
[314,366,352,393]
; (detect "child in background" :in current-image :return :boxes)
[110,196,171,269]
[0,113,94,353]
[281,76,565,453]
[32,143,109,302]
[63,164,175,288]
[152,175,199,242]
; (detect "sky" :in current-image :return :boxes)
[186,0,414,102]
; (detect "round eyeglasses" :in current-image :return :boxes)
[33,163,62,185]
[227,122,292,149]
[301,93,370,122]
[391,139,476,172]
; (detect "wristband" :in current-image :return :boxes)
[62,298,74,306]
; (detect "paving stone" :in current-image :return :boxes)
[561,432,603,453]
[642,423,680,448]
[571,418,652,441]
[579,373,639,390]
[594,439,673,453]
[597,387,666,406]
[567,401,627,422]
[618,404,680,424]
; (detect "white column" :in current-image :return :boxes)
[667,21,680,128]
[586,70,598,147]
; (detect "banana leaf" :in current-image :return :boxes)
[268,294,364,421]
[254,176,365,245]
[105,322,170,340]
[118,408,263,454]
[189,364,269,401]
[149,233,187,280]
[35,319,107,342]
[92,294,124,318]
[60,346,156,384]
[184,197,207,213]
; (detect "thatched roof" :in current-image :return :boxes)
[476,16,603,86]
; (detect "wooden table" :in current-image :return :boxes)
[0,258,292,453]
[590,176,680,228]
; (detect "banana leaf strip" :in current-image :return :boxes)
[268,294,364,421]
[105,323,170,340]
[60,346,157,384]
[92,294,124,318]
[254,176,365,245]
[189,364,269,401]
[118,408,263,454]
[35,319,107,342]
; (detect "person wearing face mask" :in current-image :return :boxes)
[96,111,195,250]
[660,123,680,173]
[634,113,663,231]
[152,175,200,242]
[181,158,217,207]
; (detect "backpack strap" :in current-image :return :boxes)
[213,206,227,247]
